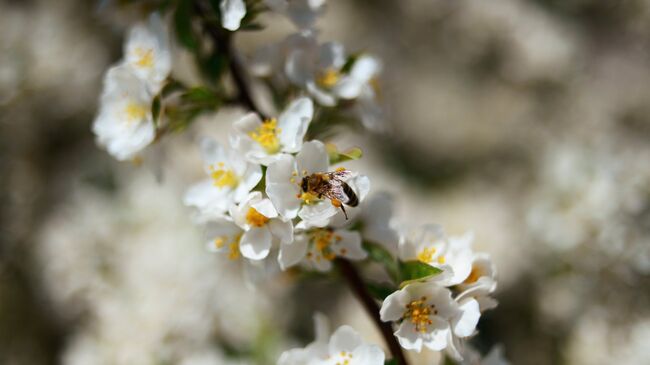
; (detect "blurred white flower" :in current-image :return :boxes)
[399,225,474,286]
[459,345,510,365]
[265,0,326,30]
[230,97,314,165]
[221,0,247,31]
[278,227,366,271]
[380,282,481,358]
[334,55,382,101]
[184,138,263,222]
[123,13,171,93]
[92,64,155,161]
[229,191,294,260]
[278,313,384,365]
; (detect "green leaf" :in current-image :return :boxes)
[151,95,161,126]
[181,86,219,106]
[398,261,443,289]
[341,53,361,74]
[174,0,199,51]
[363,242,399,282]
[366,282,395,301]
[327,143,363,164]
[384,359,398,365]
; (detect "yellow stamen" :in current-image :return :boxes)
[403,296,435,333]
[228,234,243,260]
[213,237,225,249]
[134,47,154,68]
[317,68,341,88]
[299,192,319,205]
[437,255,446,264]
[246,207,269,227]
[310,229,339,262]
[417,247,436,264]
[209,163,239,188]
[124,102,148,122]
[248,118,281,154]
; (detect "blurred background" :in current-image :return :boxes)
[1,0,650,364]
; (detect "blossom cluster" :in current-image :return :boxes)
[89,2,504,364]
[92,14,171,161]
[184,96,371,272]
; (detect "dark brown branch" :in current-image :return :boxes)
[337,259,409,365]
[194,0,267,119]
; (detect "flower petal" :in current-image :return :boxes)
[269,219,294,244]
[278,237,308,270]
[240,227,272,260]
[220,0,247,31]
[296,140,329,174]
[278,97,313,153]
[328,325,363,354]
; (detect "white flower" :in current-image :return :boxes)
[221,0,247,31]
[278,313,385,365]
[123,13,171,93]
[92,65,155,161]
[278,227,367,271]
[285,34,345,106]
[399,225,474,287]
[184,138,262,222]
[230,97,313,165]
[265,0,326,30]
[333,55,382,101]
[380,282,460,353]
[455,253,498,312]
[458,345,510,365]
[204,219,244,260]
[380,282,481,358]
[229,191,293,260]
[265,140,369,227]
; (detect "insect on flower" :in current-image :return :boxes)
[299,168,358,219]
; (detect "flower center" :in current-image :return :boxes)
[209,163,239,188]
[124,102,148,123]
[135,47,154,68]
[417,247,436,264]
[403,296,437,333]
[317,68,341,88]
[213,234,242,260]
[299,192,320,205]
[249,118,281,154]
[245,207,269,227]
[329,350,354,365]
[305,229,343,262]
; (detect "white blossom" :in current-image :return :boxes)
[265,140,369,227]
[123,13,171,93]
[278,227,366,271]
[221,0,247,31]
[399,225,474,287]
[184,138,262,222]
[265,0,326,30]
[278,313,385,365]
[92,64,155,161]
[455,253,498,312]
[380,282,481,356]
[230,97,314,165]
[355,192,399,255]
[229,191,294,260]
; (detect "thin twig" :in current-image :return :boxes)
[194,0,267,119]
[337,259,409,365]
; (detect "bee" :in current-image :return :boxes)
[300,168,358,219]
